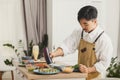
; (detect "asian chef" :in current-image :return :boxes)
[50,5,113,80]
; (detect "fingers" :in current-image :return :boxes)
[49,53,53,58]
[79,64,88,73]
[49,52,56,58]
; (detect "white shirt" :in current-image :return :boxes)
[60,26,113,75]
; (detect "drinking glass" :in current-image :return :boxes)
[32,45,39,61]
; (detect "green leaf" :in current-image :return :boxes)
[107,57,120,78]
[72,64,79,69]
[4,59,13,66]
[3,43,15,49]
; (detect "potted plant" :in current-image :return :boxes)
[3,40,24,64]
[38,34,48,58]
[106,57,120,78]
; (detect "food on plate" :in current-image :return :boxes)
[33,68,60,74]
[39,68,59,73]
[62,67,74,73]
[35,63,49,68]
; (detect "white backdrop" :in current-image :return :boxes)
[0,0,27,50]
[0,0,27,79]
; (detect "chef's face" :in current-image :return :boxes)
[79,18,97,32]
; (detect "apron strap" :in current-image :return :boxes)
[81,30,84,39]
[93,31,104,43]
[81,30,104,43]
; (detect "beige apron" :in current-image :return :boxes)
[78,30,104,80]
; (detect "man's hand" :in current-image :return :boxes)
[79,64,97,73]
[49,47,64,58]
[49,52,56,58]
[79,64,89,73]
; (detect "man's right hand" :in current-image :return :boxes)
[49,52,56,58]
[49,47,64,58]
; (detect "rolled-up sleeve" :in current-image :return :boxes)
[94,35,113,73]
[59,28,81,56]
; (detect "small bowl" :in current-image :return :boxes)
[62,67,74,73]
[26,64,35,72]
[22,56,32,60]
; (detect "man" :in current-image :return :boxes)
[50,5,113,80]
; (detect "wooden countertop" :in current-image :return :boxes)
[14,60,87,80]
[17,67,87,80]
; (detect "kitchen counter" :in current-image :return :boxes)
[17,66,87,80]
[13,60,87,80]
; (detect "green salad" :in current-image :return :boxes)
[39,68,59,73]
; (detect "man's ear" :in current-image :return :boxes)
[92,19,97,23]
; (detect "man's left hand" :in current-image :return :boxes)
[79,64,88,73]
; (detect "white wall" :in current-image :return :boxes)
[47,0,120,64]
[106,0,119,57]
[47,0,53,51]
[0,0,27,49]
[0,0,27,79]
